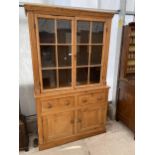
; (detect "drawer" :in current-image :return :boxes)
[93,92,108,103]
[78,91,108,106]
[41,96,75,113]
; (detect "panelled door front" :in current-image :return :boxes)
[42,111,75,143]
[77,106,105,133]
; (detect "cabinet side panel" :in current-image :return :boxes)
[35,98,43,144]
[27,12,41,95]
[102,19,112,84]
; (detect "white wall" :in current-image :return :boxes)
[19,0,134,116]
[107,14,134,101]
[70,0,98,8]
[19,7,36,115]
[126,0,135,12]
[98,0,120,10]
[107,14,119,100]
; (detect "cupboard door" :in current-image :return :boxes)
[42,111,75,143]
[76,20,104,86]
[77,106,104,133]
[37,17,73,90]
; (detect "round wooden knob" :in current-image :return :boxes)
[65,101,70,106]
[82,99,87,103]
[97,97,102,101]
[48,103,52,108]
[77,119,81,123]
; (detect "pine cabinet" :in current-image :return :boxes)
[24,4,113,150]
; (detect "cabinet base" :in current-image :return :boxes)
[39,128,106,150]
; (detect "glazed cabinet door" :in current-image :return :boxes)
[35,15,73,91]
[77,106,105,133]
[76,20,105,86]
[42,111,75,143]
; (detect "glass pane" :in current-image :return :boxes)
[57,20,71,43]
[59,69,71,87]
[40,46,56,67]
[42,70,57,89]
[92,22,104,43]
[90,46,102,65]
[58,46,71,67]
[77,45,89,66]
[90,67,101,83]
[77,68,88,85]
[77,21,90,43]
[38,18,55,43]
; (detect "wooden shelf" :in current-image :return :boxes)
[129,51,135,54]
[41,64,102,82]
[129,32,135,37]
[40,43,72,46]
[77,43,103,46]
[129,43,135,46]
[127,60,135,66]
[40,43,56,46]
[128,58,135,61]
[42,67,56,70]
[58,66,72,69]
[76,64,101,68]
[129,50,135,52]
[40,43,104,46]
[129,47,135,51]
[42,66,72,70]
[126,70,135,74]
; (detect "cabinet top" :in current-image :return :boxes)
[24,3,114,19]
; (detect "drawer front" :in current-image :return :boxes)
[41,96,75,113]
[78,90,108,107]
[93,92,107,103]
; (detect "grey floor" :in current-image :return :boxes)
[20,120,135,155]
